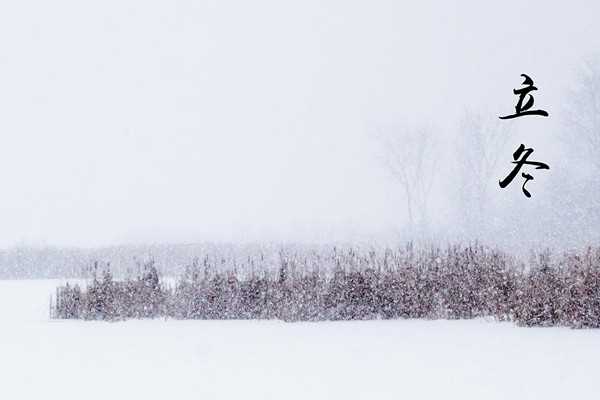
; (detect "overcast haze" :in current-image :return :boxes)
[1,1,600,248]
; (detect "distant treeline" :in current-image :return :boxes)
[51,245,600,328]
[0,243,334,279]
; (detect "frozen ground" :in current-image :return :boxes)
[0,280,599,400]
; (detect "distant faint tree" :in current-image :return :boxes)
[378,126,440,237]
[562,56,600,174]
[456,110,513,237]
[555,56,600,244]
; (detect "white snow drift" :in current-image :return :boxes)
[0,279,598,400]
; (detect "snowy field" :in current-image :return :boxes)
[1,280,599,400]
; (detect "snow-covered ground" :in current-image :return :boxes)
[0,280,598,400]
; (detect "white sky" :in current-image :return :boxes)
[1,1,599,247]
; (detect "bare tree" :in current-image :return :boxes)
[455,110,513,236]
[562,56,600,174]
[377,126,440,237]
[551,56,600,245]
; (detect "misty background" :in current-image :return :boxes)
[1,1,600,276]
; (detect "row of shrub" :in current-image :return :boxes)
[51,245,600,328]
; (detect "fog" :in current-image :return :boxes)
[1,1,599,251]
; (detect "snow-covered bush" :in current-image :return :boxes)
[51,245,600,328]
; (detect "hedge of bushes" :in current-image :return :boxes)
[51,245,600,328]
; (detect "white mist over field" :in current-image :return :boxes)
[1,1,600,250]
